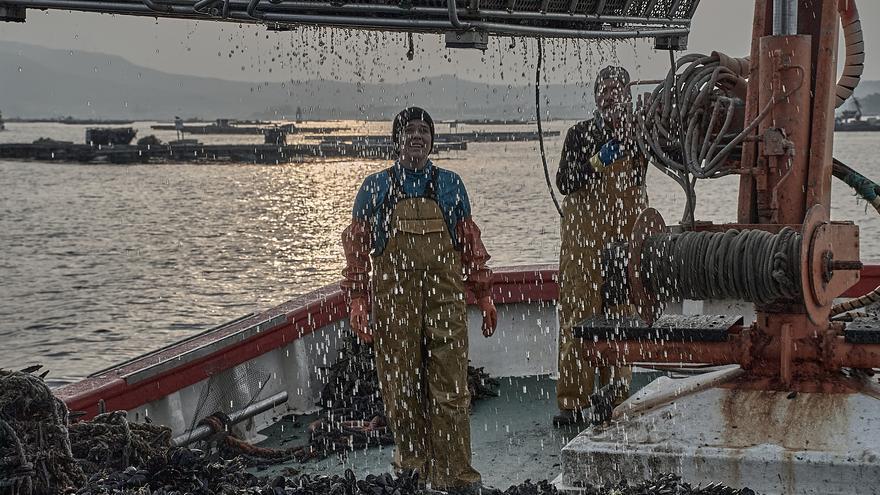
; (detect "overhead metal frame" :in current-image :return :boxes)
[0,0,698,41]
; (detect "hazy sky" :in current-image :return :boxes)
[1,0,878,84]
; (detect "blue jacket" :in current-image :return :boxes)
[352,160,472,256]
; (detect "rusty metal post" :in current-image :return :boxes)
[803,0,840,213]
[757,33,812,224]
[582,338,746,368]
[737,0,771,223]
[780,322,792,386]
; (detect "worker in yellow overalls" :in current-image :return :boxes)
[554,66,649,426]
[341,107,499,494]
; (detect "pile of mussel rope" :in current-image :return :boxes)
[1,367,755,494]
[0,368,85,494]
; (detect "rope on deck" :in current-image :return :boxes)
[0,368,85,494]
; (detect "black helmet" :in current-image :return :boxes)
[594,66,631,95]
[392,106,435,155]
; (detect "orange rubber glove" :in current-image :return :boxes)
[477,295,497,337]
[349,297,372,343]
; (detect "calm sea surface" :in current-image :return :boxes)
[1,121,879,384]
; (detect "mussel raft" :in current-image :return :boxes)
[1,341,757,495]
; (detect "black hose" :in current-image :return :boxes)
[833,157,880,203]
[535,39,563,217]
[829,157,880,316]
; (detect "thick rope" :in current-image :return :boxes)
[635,52,751,181]
[832,289,880,316]
[643,228,802,304]
[829,158,880,316]
[0,369,85,494]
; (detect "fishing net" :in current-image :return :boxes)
[189,361,273,436]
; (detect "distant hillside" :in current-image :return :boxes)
[855,93,880,116]
[0,41,596,121]
[5,40,877,121]
[854,81,880,99]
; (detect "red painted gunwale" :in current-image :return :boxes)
[56,265,558,417]
[56,263,878,418]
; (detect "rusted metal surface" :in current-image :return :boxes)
[780,322,792,387]
[736,0,771,223]
[803,0,839,212]
[582,335,746,367]
[627,208,666,324]
[758,34,812,224]
[580,306,880,392]
[831,340,880,369]
[620,1,874,391]
[800,204,833,324]
[719,388,851,450]
[809,222,860,306]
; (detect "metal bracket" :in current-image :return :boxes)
[445,30,488,49]
[763,127,791,156]
[654,34,688,51]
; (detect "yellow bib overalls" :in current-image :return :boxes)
[556,155,648,411]
[372,173,481,489]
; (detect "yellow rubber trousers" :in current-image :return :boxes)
[372,197,481,490]
[557,156,648,411]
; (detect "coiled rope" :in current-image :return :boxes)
[635,52,752,182]
[642,228,802,304]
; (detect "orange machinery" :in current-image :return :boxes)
[578,0,876,395]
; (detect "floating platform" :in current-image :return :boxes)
[310,130,561,144]
[7,117,135,125]
[0,140,466,164]
[442,119,536,126]
[150,123,349,134]
[835,120,880,132]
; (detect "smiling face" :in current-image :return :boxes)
[398,119,432,169]
[595,78,631,132]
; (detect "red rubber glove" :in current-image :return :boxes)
[477,296,497,337]
[349,297,372,343]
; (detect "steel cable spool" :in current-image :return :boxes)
[642,228,802,305]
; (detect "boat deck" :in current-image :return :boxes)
[255,374,657,488]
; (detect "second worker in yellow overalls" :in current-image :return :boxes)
[553,66,649,427]
[341,107,499,494]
